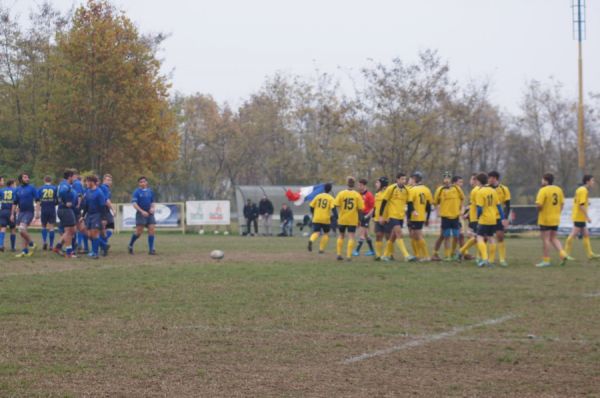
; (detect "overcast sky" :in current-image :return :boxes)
[9,0,600,112]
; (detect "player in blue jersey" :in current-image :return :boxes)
[81,175,107,259]
[53,170,78,258]
[99,174,114,254]
[128,176,156,255]
[12,173,38,257]
[36,175,58,250]
[0,178,18,252]
[72,170,89,254]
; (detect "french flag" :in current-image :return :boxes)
[285,183,326,206]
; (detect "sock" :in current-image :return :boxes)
[460,238,476,255]
[384,240,394,257]
[83,236,89,251]
[10,234,16,250]
[319,235,329,251]
[77,232,83,246]
[310,232,319,242]
[49,231,55,248]
[356,238,364,253]
[396,239,410,258]
[347,239,355,258]
[477,241,488,261]
[444,247,452,258]
[543,256,551,263]
[29,240,34,247]
[148,235,155,251]
[498,241,506,262]
[105,230,113,243]
[559,249,567,259]
[22,247,29,254]
[56,242,63,250]
[65,246,73,255]
[91,238,99,255]
[0,231,4,247]
[375,241,384,257]
[366,237,374,252]
[488,243,496,262]
[419,239,429,258]
[583,236,593,257]
[41,228,48,244]
[129,234,139,247]
[410,239,418,257]
[565,235,574,255]
[336,238,344,256]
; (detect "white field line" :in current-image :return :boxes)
[342,314,517,365]
[583,292,600,298]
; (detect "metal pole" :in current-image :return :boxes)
[576,0,585,177]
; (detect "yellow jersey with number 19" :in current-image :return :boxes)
[572,186,589,223]
[309,193,335,224]
[535,185,564,227]
[334,189,364,226]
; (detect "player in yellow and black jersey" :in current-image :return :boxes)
[432,172,465,261]
[565,175,600,260]
[307,183,335,254]
[474,173,504,268]
[373,176,391,259]
[407,172,433,261]
[333,177,364,261]
[534,173,572,268]
[488,171,511,266]
[459,174,481,260]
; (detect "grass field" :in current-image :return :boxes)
[1,233,600,397]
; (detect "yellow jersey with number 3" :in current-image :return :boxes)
[309,193,335,224]
[334,189,364,226]
[381,184,409,220]
[408,185,433,222]
[475,186,500,226]
[535,185,564,227]
[572,186,589,222]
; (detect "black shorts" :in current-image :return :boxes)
[441,217,460,230]
[574,221,587,229]
[57,208,76,228]
[409,221,425,230]
[469,222,478,232]
[312,223,331,234]
[478,224,496,237]
[338,225,357,234]
[388,218,404,229]
[496,219,504,232]
[539,225,558,231]
[360,215,371,228]
[41,209,57,226]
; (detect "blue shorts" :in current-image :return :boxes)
[41,209,57,226]
[16,211,34,227]
[136,211,156,227]
[57,208,76,228]
[477,224,496,237]
[312,223,331,234]
[85,213,102,231]
[0,209,14,228]
[441,217,460,237]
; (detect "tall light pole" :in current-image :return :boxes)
[573,0,586,178]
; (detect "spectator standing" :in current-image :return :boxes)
[243,199,259,236]
[258,196,274,236]
[279,204,294,237]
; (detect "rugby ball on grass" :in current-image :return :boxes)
[210,250,225,260]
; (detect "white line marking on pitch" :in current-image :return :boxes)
[342,314,517,365]
[583,292,600,298]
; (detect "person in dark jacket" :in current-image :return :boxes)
[243,199,259,236]
[279,204,294,237]
[258,196,274,236]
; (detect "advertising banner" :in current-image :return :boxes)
[121,203,182,229]
[186,201,230,226]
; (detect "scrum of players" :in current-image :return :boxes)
[0,170,157,259]
[307,171,599,268]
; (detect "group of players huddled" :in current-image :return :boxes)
[0,170,158,259]
[307,171,599,268]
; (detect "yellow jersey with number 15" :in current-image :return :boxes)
[334,189,364,226]
[309,193,335,224]
[535,185,564,227]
